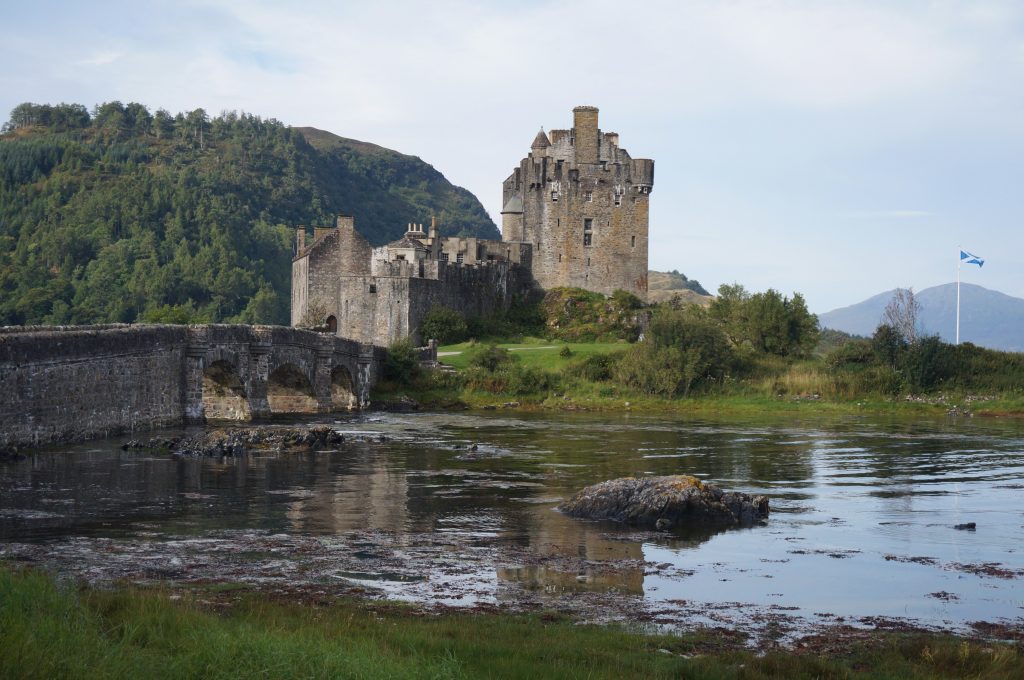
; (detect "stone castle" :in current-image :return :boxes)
[291,106,654,346]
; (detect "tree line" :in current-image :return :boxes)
[0,101,497,326]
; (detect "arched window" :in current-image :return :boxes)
[325,315,337,333]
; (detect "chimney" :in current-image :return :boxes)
[572,105,599,164]
[295,227,306,252]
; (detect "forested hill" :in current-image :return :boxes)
[0,102,498,326]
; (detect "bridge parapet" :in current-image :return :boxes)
[0,324,385,449]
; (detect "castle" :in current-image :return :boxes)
[291,106,654,346]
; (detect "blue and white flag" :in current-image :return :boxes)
[960,250,984,267]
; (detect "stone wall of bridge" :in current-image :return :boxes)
[0,324,384,449]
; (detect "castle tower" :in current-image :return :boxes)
[500,106,653,299]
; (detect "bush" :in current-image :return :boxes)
[469,345,515,372]
[420,307,468,344]
[465,363,555,396]
[383,339,420,385]
[825,339,875,370]
[559,346,574,358]
[567,351,624,382]
[616,308,734,397]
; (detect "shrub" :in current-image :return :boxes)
[420,307,468,344]
[559,346,574,358]
[616,309,734,397]
[465,363,556,396]
[825,339,875,370]
[383,339,420,385]
[567,351,624,382]
[469,345,515,372]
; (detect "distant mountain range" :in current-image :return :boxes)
[820,283,1024,352]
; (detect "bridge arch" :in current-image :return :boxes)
[331,365,357,410]
[202,359,250,420]
[267,362,318,414]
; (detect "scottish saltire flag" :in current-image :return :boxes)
[960,250,984,267]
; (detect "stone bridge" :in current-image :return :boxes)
[0,324,386,449]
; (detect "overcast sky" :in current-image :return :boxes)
[2,0,1022,312]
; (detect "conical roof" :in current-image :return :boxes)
[531,129,550,149]
[501,195,523,214]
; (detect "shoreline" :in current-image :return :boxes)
[2,565,1021,679]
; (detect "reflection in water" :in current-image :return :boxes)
[1,411,1023,634]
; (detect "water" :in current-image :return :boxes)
[2,411,1022,640]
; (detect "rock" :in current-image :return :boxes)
[558,475,769,529]
[954,522,977,531]
[169,426,345,457]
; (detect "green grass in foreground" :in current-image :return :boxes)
[2,567,1021,679]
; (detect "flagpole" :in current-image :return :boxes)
[956,248,961,345]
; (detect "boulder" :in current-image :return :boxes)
[558,475,768,530]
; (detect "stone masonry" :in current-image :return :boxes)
[291,216,534,346]
[501,106,653,298]
[291,105,653,346]
[0,324,385,449]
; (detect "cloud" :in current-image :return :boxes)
[839,210,933,219]
[74,51,124,67]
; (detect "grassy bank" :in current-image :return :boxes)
[374,338,1024,418]
[2,567,1021,679]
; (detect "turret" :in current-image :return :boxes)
[531,128,550,153]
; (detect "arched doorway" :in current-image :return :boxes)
[267,363,318,413]
[325,315,337,333]
[202,360,250,421]
[331,365,356,410]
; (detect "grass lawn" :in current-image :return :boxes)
[438,336,627,372]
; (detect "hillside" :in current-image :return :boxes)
[0,102,498,326]
[820,283,1024,352]
[647,270,713,305]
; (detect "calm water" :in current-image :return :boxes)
[2,411,1022,636]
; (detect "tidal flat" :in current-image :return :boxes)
[2,410,1022,652]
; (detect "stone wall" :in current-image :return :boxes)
[0,325,190,448]
[336,261,534,345]
[0,324,384,449]
[501,106,652,299]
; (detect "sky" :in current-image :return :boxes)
[2,0,1022,313]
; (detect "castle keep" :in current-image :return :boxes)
[291,106,653,346]
[501,106,653,297]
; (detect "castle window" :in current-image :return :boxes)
[369,284,377,294]
[558,254,562,263]
[456,253,464,264]
[614,194,622,207]
[583,218,593,246]
[440,252,449,263]
[551,190,559,201]
[586,257,590,267]
[585,191,593,202]
[583,233,592,246]
[600,161,608,171]
[631,235,636,248]
[396,254,405,261]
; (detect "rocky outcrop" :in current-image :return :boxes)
[121,426,345,457]
[558,475,769,530]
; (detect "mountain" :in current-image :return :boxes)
[0,101,498,326]
[820,283,1024,352]
[647,270,713,305]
